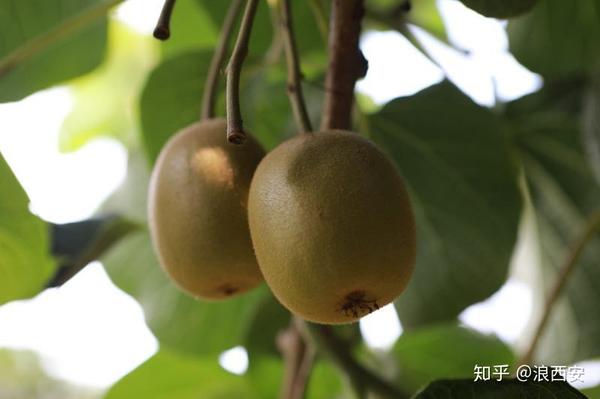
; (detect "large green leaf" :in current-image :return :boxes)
[414,379,586,398]
[0,0,115,102]
[102,230,271,356]
[368,81,522,327]
[508,0,600,79]
[100,153,272,356]
[104,349,253,399]
[140,51,322,163]
[514,107,600,364]
[459,0,538,19]
[139,50,213,163]
[159,0,221,59]
[161,0,324,60]
[394,324,514,395]
[105,349,344,399]
[0,153,55,305]
[239,68,324,149]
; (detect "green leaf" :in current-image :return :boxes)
[459,0,538,19]
[408,0,448,43]
[368,81,522,327]
[239,69,324,150]
[247,357,345,399]
[163,0,272,58]
[102,230,270,357]
[414,379,586,398]
[59,20,158,152]
[159,0,221,58]
[583,384,600,399]
[508,0,600,79]
[140,0,327,162]
[139,50,213,163]
[0,0,114,102]
[106,349,344,399]
[243,355,283,398]
[0,153,55,305]
[394,324,514,395]
[305,361,346,399]
[99,153,272,356]
[140,51,322,163]
[161,0,325,59]
[195,0,324,57]
[243,295,290,356]
[514,103,600,364]
[105,349,253,399]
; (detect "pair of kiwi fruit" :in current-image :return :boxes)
[148,118,416,324]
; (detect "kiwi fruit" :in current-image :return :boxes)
[148,118,265,300]
[248,130,416,324]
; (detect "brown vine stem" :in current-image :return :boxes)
[320,0,368,130]
[153,0,177,40]
[226,0,260,145]
[278,318,316,399]
[279,0,313,133]
[519,210,600,366]
[310,324,408,399]
[200,0,244,120]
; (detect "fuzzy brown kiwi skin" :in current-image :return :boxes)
[148,118,265,300]
[248,130,416,324]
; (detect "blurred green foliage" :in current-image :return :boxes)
[0,349,100,399]
[0,154,55,305]
[0,0,599,397]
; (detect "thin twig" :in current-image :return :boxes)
[320,0,368,130]
[279,0,313,133]
[519,211,600,365]
[153,0,177,40]
[278,318,315,399]
[226,0,260,144]
[200,0,244,120]
[291,345,316,399]
[309,324,408,399]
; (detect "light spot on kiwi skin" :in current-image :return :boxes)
[339,290,380,318]
[192,147,234,188]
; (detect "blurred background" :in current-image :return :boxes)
[1,0,599,397]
